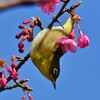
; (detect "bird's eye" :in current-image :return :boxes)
[53,68,58,75]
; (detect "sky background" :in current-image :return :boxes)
[0,0,100,100]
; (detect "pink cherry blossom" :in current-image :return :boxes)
[78,34,90,48]
[0,77,7,87]
[11,68,19,81]
[56,36,77,53]
[0,72,7,87]
[77,24,90,48]
[38,0,61,15]
[6,65,19,81]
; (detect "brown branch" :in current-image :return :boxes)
[14,80,33,91]
[0,0,45,11]
[63,1,82,13]
[0,79,30,92]
[70,1,82,10]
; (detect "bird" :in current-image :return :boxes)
[30,17,73,89]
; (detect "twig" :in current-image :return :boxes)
[63,1,82,14]
[0,0,45,11]
[0,79,30,92]
[14,80,33,91]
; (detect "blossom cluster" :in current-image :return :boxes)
[55,24,90,53]
[15,20,33,53]
[0,56,19,87]
[0,57,33,100]
[16,17,42,53]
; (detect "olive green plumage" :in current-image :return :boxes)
[30,17,73,88]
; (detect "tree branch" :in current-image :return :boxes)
[0,79,31,92]
[14,80,33,91]
[0,0,45,11]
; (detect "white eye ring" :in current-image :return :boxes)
[53,68,58,75]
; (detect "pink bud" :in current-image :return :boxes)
[11,62,16,68]
[68,28,76,39]
[6,65,19,81]
[78,34,90,48]
[27,35,33,42]
[28,93,33,100]
[15,34,21,39]
[18,41,24,48]
[0,72,7,87]
[19,25,25,29]
[11,68,19,81]
[19,48,24,53]
[11,72,19,81]
[21,29,29,36]
[30,23,35,28]
[23,20,31,24]
[0,77,7,87]
[6,65,12,74]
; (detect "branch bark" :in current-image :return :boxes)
[0,79,31,92]
[0,0,45,11]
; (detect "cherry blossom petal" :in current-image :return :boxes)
[56,36,77,53]
[38,0,61,15]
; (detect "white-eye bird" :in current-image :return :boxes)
[30,17,73,89]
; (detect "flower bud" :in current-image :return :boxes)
[18,41,24,48]
[78,34,90,48]
[27,35,33,42]
[21,29,29,36]
[68,28,76,39]
[19,48,24,53]
[23,20,31,24]
[15,34,21,39]
[0,72,7,87]
[19,25,25,29]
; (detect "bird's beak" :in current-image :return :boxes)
[52,81,56,89]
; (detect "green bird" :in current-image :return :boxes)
[30,17,73,89]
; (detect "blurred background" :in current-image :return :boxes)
[0,0,100,100]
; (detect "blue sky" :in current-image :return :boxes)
[0,0,100,100]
